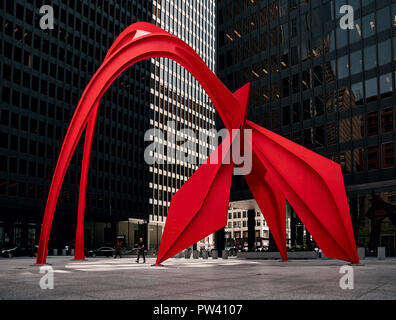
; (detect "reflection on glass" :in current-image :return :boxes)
[365,77,378,102]
[381,107,394,133]
[382,142,395,168]
[336,27,348,49]
[339,118,351,143]
[380,73,392,98]
[324,30,335,53]
[393,4,396,27]
[350,50,362,75]
[377,7,391,33]
[363,13,375,38]
[337,55,349,79]
[353,147,365,172]
[364,45,377,71]
[326,122,337,145]
[349,18,362,44]
[352,114,364,141]
[293,102,300,123]
[351,82,363,104]
[378,40,391,66]
[367,146,380,170]
[366,111,378,137]
[340,150,352,174]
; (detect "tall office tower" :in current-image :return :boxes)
[217,0,396,255]
[0,1,154,251]
[148,0,217,251]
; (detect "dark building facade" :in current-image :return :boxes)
[217,0,396,255]
[0,0,153,251]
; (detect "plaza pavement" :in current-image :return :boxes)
[0,256,395,300]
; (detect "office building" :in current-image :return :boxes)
[217,0,396,255]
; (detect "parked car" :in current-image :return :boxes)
[1,246,37,258]
[88,247,115,257]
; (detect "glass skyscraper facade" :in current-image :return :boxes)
[0,0,216,253]
[149,0,216,251]
[0,0,152,250]
[217,0,396,255]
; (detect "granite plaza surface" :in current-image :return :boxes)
[0,256,395,300]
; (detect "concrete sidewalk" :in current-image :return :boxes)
[0,256,395,300]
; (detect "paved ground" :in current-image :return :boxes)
[0,256,395,300]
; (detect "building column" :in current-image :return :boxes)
[247,209,255,251]
[215,227,225,257]
[290,211,297,247]
[268,230,277,251]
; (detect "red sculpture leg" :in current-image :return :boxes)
[244,151,287,261]
[74,105,99,260]
[246,121,359,264]
[155,134,234,265]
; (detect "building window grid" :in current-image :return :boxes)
[217,0,395,189]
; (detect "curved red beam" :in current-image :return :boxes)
[36,22,244,264]
[36,22,359,266]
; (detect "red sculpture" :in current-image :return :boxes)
[35,22,359,265]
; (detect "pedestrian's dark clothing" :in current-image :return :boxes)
[114,240,122,258]
[136,240,145,263]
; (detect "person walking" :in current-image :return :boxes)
[114,240,122,258]
[136,237,145,263]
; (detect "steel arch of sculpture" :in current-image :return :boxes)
[35,22,359,265]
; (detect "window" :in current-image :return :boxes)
[350,51,362,75]
[382,143,395,168]
[378,40,391,66]
[367,146,379,170]
[377,7,391,33]
[350,18,362,44]
[337,55,349,79]
[366,112,378,137]
[365,77,377,102]
[363,13,376,38]
[351,82,363,104]
[336,27,347,49]
[381,108,394,133]
[364,45,377,71]
[379,73,392,98]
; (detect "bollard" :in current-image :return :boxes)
[184,250,191,259]
[211,250,218,259]
[71,249,75,256]
[222,250,228,259]
[53,248,58,256]
[357,247,365,260]
[62,249,67,256]
[202,250,208,259]
[193,250,199,259]
[378,247,386,260]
